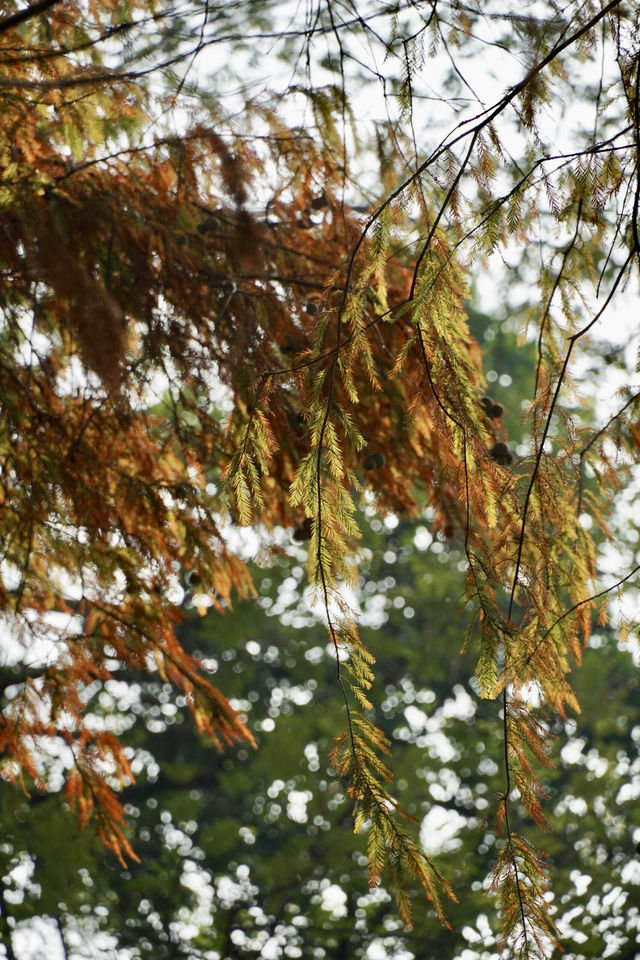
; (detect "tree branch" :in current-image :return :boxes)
[0,0,61,36]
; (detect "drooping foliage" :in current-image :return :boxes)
[5,491,640,959]
[1,2,640,956]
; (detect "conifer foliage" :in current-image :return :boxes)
[1,1,639,955]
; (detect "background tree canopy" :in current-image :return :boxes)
[1,2,640,958]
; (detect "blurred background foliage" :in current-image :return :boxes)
[2,312,639,960]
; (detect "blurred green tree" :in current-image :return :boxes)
[4,493,640,959]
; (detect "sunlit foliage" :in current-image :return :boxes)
[1,2,640,956]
